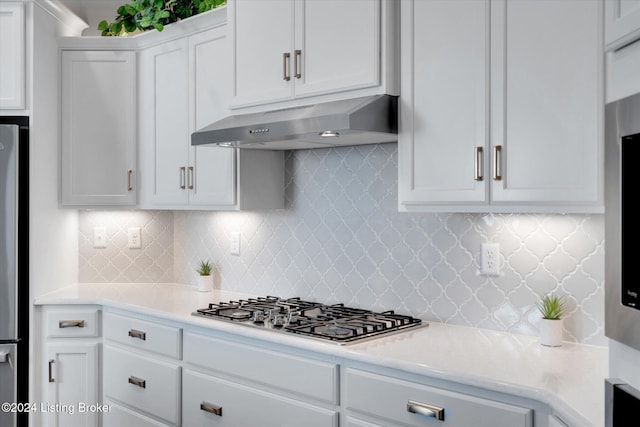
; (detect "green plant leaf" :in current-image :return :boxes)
[537,294,566,320]
[109,22,123,35]
[97,0,227,36]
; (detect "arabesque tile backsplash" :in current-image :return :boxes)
[79,143,605,345]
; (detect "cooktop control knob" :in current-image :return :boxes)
[287,311,300,325]
[272,314,286,327]
[252,310,265,323]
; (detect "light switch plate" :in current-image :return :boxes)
[230,231,240,255]
[93,226,107,248]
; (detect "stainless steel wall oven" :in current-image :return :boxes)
[605,92,640,427]
[605,93,640,351]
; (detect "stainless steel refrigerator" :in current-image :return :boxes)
[0,118,28,427]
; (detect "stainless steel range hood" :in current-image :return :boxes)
[191,95,398,150]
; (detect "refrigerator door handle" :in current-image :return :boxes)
[0,352,8,363]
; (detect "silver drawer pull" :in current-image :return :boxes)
[58,320,85,328]
[474,146,484,181]
[407,400,445,421]
[128,329,146,340]
[0,352,9,363]
[48,359,55,383]
[128,376,146,388]
[200,402,222,416]
[493,145,502,181]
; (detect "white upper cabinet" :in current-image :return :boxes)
[229,0,396,108]
[398,0,489,206]
[399,0,603,213]
[605,0,640,102]
[605,0,640,49]
[61,50,137,206]
[138,22,284,210]
[0,2,25,110]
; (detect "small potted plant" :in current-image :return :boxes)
[196,259,213,292]
[537,293,566,347]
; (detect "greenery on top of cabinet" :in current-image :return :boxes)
[98,0,226,36]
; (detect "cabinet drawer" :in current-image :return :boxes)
[103,400,170,427]
[345,369,532,427]
[104,346,180,425]
[104,312,181,359]
[183,369,338,427]
[45,308,100,338]
[184,332,338,404]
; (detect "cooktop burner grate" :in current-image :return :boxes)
[193,296,425,344]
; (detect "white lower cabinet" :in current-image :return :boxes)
[41,306,101,427]
[182,331,339,426]
[102,311,182,426]
[344,368,533,427]
[103,346,180,425]
[103,400,169,427]
[37,305,572,427]
[182,369,338,427]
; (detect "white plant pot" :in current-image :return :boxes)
[197,275,213,292]
[539,318,563,347]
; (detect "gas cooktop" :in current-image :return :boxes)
[192,296,425,344]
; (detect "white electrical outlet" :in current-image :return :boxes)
[93,226,107,248]
[230,231,240,255]
[128,227,141,249]
[481,243,500,276]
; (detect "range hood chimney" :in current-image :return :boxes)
[191,95,398,150]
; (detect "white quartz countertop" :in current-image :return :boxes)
[35,283,608,427]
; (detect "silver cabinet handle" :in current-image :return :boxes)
[474,146,484,181]
[127,169,133,191]
[128,329,146,340]
[188,166,194,190]
[179,166,186,189]
[0,352,9,363]
[493,145,502,181]
[407,400,445,421]
[294,49,302,78]
[283,52,291,81]
[48,359,55,383]
[200,402,222,416]
[128,376,146,388]
[58,320,85,328]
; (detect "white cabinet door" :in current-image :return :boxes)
[490,0,602,208]
[292,0,380,98]
[398,0,488,207]
[61,51,137,206]
[605,0,640,49]
[45,343,99,427]
[138,39,190,206]
[230,0,293,106]
[230,0,385,107]
[189,26,237,207]
[0,2,25,110]
[139,27,237,208]
[399,0,602,213]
